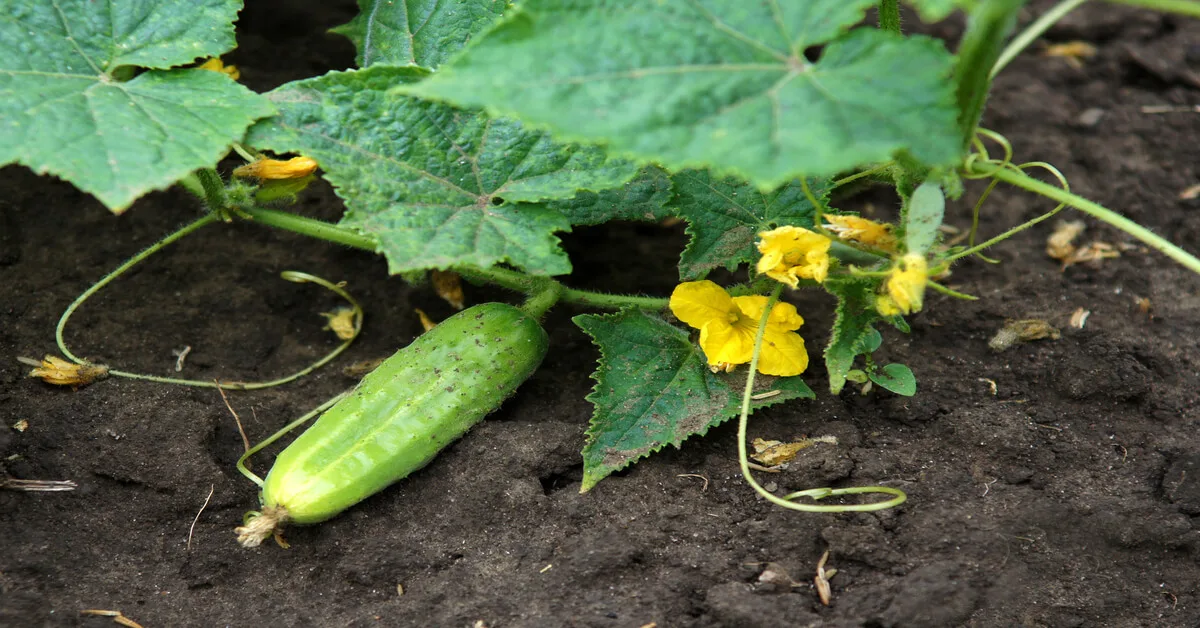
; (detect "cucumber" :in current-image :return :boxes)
[236,302,548,547]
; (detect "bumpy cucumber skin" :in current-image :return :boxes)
[260,302,548,524]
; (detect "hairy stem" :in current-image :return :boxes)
[991,0,1087,78]
[953,0,1024,148]
[878,0,902,32]
[239,207,670,312]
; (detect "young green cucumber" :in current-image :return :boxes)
[236,302,548,547]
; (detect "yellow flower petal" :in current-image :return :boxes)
[699,319,753,366]
[732,296,804,332]
[824,214,897,251]
[756,226,832,287]
[233,156,319,180]
[669,280,737,330]
[885,254,928,314]
[757,328,809,376]
[198,57,240,80]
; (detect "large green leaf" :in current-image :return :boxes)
[671,170,829,280]
[246,66,639,275]
[547,166,674,226]
[408,0,961,188]
[574,309,814,492]
[0,0,274,211]
[331,0,507,69]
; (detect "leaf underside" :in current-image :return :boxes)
[409,0,962,189]
[245,65,640,276]
[0,0,274,211]
[575,309,814,492]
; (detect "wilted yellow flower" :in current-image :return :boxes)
[824,214,898,252]
[669,281,809,377]
[198,57,240,80]
[320,308,358,340]
[233,156,319,180]
[431,270,465,310]
[756,226,832,287]
[26,355,108,388]
[876,254,928,316]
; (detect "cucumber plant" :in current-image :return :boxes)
[8,0,1200,530]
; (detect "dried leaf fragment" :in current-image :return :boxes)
[989,319,1061,352]
[815,550,836,606]
[342,358,386,378]
[415,308,438,332]
[1043,41,1097,68]
[1069,308,1091,329]
[1046,220,1086,260]
[12,419,28,432]
[80,610,145,628]
[1179,183,1200,200]
[756,562,797,592]
[24,355,108,387]
[1060,242,1120,269]
[750,436,838,467]
[432,270,465,310]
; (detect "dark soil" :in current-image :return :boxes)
[4,3,1200,627]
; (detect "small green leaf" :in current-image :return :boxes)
[331,0,507,69]
[408,0,961,188]
[246,66,638,275]
[547,166,674,226]
[574,310,813,492]
[856,327,883,354]
[671,170,829,280]
[824,278,883,395]
[0,0,274,211]
[904,181,945,255]
[870,363,917,396]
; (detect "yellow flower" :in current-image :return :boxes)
[669,281,809,377]
[756,226,832,288]
[823,214,898,252]
[26,355,108,388]
[876,254,928,316]
[198,57,240,80]
[320,308,358,340]
[233,156,319,180]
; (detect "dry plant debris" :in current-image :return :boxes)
[815,550,838,606]
[22,355,108,388]
[320,308,357,340]
[749,436,838,467]
[1069,307,1091,329]
[1046,221,1121,269]
[989,319,1061,352]
[1042,41,1097,68]
[79,610,144,628]
[432,270,466,309]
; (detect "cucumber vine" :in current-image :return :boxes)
[8,0,1200,519]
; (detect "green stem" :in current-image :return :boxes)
[195,168,228,212]
[1104,0,1200,16]
[953,0,1024,148]
[736,285,907,513]
[832,162,894,189]
[521,279,563,319]
[977,165,1200,274]
[991,0,1088,78]
[239,207,670,311]
[56,214,220,364]
[239,206,378,251]
[55,214,365,390]
[237,391,351,486]
[878,0,902,32]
